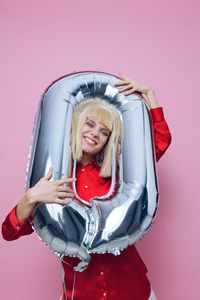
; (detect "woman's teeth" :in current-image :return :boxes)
[84,137,96,145]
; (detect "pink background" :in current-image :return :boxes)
[0,0,199,299]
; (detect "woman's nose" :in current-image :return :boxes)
[91,128,99,138]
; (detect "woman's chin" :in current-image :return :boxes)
[82,144,95,155]
[82,149,95,157]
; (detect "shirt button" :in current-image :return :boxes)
[100,271,104,276]
[84,185,88,189]
[81,168,85,172]
[103,292,107,297]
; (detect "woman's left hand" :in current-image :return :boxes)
[115,73,160,109]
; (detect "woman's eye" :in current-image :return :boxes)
[86,122,94,127]
[102,131,109,137]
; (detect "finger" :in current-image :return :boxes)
[56,177,77,186]
[54,198,72,205]
[43,167,53,180]
[123,88,137,95]
[115,80,130,87]
[118,84,133,93]
[56,192,74,198]
[57,186,74,193]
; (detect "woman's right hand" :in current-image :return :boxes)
[16,167,75,222]
[26,167,75,206]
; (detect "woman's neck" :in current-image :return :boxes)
[80,154,94,166]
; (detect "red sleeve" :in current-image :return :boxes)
[149,107,172,162]
[1,205,34,241]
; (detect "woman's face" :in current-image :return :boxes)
[81,117,111,158]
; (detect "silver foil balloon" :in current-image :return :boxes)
[26,71,159,272]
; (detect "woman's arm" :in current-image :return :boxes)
[15,168,74,221]
[150,107,172,162]
[2,168,75,241]
[2,205,34,241]
[115,73,160,109]
[115,74,172,161]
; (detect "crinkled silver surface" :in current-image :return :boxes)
[26,71,159,271]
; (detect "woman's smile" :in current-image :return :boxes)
[84,136,97,146]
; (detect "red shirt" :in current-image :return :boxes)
[2,107,172,300]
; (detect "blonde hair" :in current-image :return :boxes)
[71,98,123,177]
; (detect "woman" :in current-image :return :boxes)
[2,75,172,299]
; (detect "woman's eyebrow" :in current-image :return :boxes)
[87,118,95,124]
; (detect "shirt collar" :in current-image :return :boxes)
[79,158,100,169]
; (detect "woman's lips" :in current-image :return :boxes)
[84,136,97,145]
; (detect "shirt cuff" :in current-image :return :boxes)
[9,206,30,232]
[149,107,164,122]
